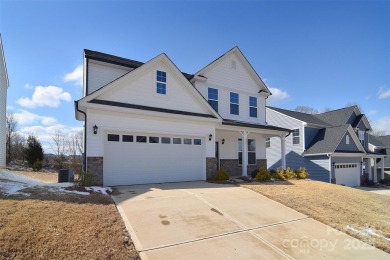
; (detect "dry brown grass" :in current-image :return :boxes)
[241,180,390,254]
[0,187,139,259]
[14,170,58,183]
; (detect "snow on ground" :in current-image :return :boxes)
[0,169,111,197]
[346,225,390,242]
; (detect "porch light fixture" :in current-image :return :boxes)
[209,134,213,141]
[93,124,98,135]
[222,138,225,144]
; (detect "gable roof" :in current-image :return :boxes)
[368,134,388,148]
[78,52,221,120]
[267,107,331,127]
[304,125,365,155]
[193,46,271,95]
[0,34,9,88]
[84,49,194,80]
[313,106,358,127]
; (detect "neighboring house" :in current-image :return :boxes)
[75,47,290,186]
[266,106,386,186]
[369,135,390,179]
[0,34,9,169]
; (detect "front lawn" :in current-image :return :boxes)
[0,171,139,259]
[241,180,390,254]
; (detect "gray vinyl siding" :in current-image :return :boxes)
[330,157,362,179]
[356,121,368,131]
[266,108,305,170]
[336,133,360,152]
[304,156,330,183]
[305,127,321,150]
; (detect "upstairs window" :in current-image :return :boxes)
[346,135,350,145]
[249,96,257,118]
[156,70,166,94]
[358,130,365,146]
[292,129,300,145]
[266,138,270,148]
[208,88,218,112]
[230,92,239,115]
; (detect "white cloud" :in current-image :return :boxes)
[378,87,390,99]
[268,87,289,104]
[64,65,83,87]
[24,83,33,89]
[367,110,378,116]
[14,110,57,126]
[371,116,390,135]
[17,86,72,108]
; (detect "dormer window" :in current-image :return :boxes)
[358,130,365,146]
[230,92,239,115]
[249,96,257,118]
[208,88,218,112]
[156,70,166,94]
[346,135,350,145]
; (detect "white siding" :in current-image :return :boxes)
[86,109,216,158]
[217,131,266,160]
[194,51,267,124]
[99,60,211,115]
[87,60,131,94]
[0,40,7,168]
[266,108,305,169]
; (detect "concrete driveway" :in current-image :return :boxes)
[111,181,388,260]
[355,186,390,196]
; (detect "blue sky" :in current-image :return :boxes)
[1,0,389,151]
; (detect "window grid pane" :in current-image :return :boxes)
[122,135,133,142]
[230,104,239,115]
[161,137,171,144]
[292,129,300,145]
[157,83,166,94]
[230,92,239,104]
[108,134,119,142]
[208,100,218,112]
[249,96,257,107]
[250,107,257,118]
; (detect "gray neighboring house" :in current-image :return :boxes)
[266,105,387,186]
[369,135,390,179]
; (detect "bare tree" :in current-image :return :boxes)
[6,113,18,164]
[11,133,26,161]
[295,106,319,114]
[66,131,83,172]
[371,129,387,137]
[51,130,67,169]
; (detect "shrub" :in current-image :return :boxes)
[74,172,94,186]
[32,160,42,172]
[272,168,285,180]
[255,167,271,181]
[296,167,309,179]
[250,168,258,178]
[379,179,390,185]
[283,167,296,179]
[25,135,44,168]
[214,168,229,181]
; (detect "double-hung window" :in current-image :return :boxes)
[156,70,166,94]
[266,138,270,148]
[238,139,256,165]
[230,92,239,115]
[249,96,257,118]
[358,130,365,146]
[292,129,300,145]
[208,88,218,112]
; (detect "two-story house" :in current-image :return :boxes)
[75,47,290,186]
[0,35,9,169]
[266,106,387,186]
[368,134,390,180]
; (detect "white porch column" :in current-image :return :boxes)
[367,159,372,181]
[381,158,385,180]
[374,159,378,183]
[241,131,249,177]
[280,135,286,170]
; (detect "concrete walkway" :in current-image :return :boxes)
[111,181,389,260]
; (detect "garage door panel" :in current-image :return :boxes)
[103,134,204,186]
[335,163,360,187]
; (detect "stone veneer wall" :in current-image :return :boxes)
[206,157,218,179]
[220,159,267,177]
[87,157,103,186]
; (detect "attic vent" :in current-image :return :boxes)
[231,60,236,70]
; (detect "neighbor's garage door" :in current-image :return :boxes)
[103,133,205,186]
[335,163,360,187]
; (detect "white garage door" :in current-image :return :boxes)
[103,133,205,186]
[335,163,360,187]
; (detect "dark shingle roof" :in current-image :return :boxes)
[352,114,364,128]
[369,134,388,148]
[304,125,350,155]
[267,107,331,127]
[313,106,357,126]
[84,49,194,80]
[222,119,291,132]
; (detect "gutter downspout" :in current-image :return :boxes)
[75,101,87,173]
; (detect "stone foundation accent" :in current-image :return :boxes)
[206,157,218,179]
[87,157,103,186]
[220,159,267,177]
[331,178,336,184]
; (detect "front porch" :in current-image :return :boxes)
[363,153,387,183]
[206,120,290,178]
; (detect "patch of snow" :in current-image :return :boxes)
[0,180,30,197]
[346,225,390,242]
[85,186,112,195]
[48,187,90,196]
[365,228,390,242]
[346,225,369,237]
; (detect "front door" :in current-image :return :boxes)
[215,142,219,170]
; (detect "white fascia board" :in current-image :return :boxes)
[330,153,365,158]
[217,125,289,136]
[79,101,222,124]
[303,153,330,157]
[267,108,307,125]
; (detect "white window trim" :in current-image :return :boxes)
[292,129,300,145]
[230,92,239,115]
[208,87,218,111]
[238,139,256,165]
[249,96,257,118]
[156,70,167,95]
[346,135,350,145]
